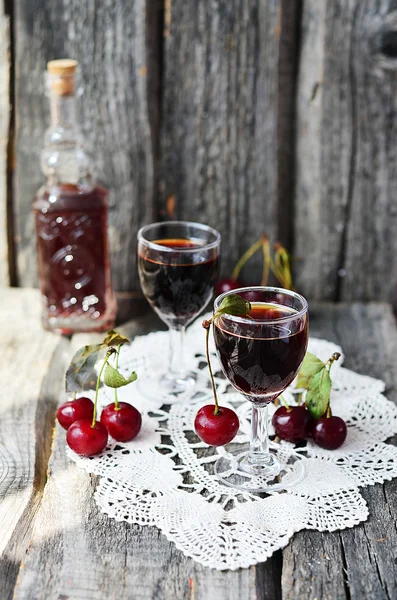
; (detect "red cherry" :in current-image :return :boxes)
[272,405,312,443]
[101,402,142,442]
[66,419,108,456]
[312,416,347,450]
[216,278,241,296]
[194,405,239,446]
[57,397,94,430]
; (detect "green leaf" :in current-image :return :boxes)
[65,344,104,392]
[296,352,325,389]
[306,368,332,419]
[216,294,251,318]
[104,363,138,388]
[102,330,130,347]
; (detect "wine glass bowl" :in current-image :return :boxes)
[138,222,220,328]
[214,288,308,405]
[212,286,309,492]
[137,221,221,395]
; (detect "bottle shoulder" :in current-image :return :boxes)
[33,184,109,213]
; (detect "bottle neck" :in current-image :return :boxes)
[49,93,78,129]
[42,91,92,188]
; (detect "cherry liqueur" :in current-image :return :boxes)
[33,59,117,333]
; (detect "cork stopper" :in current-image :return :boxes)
[47,59,78,96]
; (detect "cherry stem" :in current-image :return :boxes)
[324,352,340,416]
[73,391,77,401]
[204,323,220,415]
[231,237,265,281]
[279,394,290,409]
[202,299,252,416]
[114,345,121,410]
[261,236,270,286]
[92,351,112,427]
[327,352,341,373]
[272,243,294,290]
[295,391,304,406]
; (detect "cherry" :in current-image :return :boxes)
[194,405,239,446]
[101,402,142,442]
[312,416,347,450]
[272,405,312,443]
[216,278,241,296]
[57,397,94,430]
[66,419,108,456]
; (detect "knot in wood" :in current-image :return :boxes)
[370,11,397,75]
[380,30,397,58]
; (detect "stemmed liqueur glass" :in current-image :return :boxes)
[137,221,221,395]
[213,286,309,493]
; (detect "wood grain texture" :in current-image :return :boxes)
[294,0,397,301]
[0,0,9,286]
[159,0,298,283]
[282,302,397,599]
[13,0,160,291]
[276,0,301,249]
[14,313,279,600]
[0,288,67,600]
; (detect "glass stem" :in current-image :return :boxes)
[168,325,185,378]
[247,404,273,468]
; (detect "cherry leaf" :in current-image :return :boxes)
[216,294,251,319]
[305,368,332,419]
[296,352,325,389]
[65,344,104,392]
[103,330,130,348]
[104,363,138,388]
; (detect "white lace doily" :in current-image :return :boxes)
[66,315,397,570]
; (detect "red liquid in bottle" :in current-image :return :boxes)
[34,183,116,333]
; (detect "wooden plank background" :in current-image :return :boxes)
[0,0,396,301]
[294,0,397,302]
[159,0,290,282]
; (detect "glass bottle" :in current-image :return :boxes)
[33,59,117,333]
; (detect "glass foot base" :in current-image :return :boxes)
[160,372,196,394]
[214,449,305,493]
[137,371,196,403]
[43,314,116,335]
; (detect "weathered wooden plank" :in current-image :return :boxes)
[282,531,347,600]
[335,304,397,600]
[282,303,397,599]
[0,289,68,600]
[14,0,160,291]
[159,0,298,282]
[14,313,281,600]
[0,0,10,286]
[276,0,301,249]
[294,1,397,301]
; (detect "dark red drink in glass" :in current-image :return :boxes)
[214,303,308,401]
[138,237,219,328]
[212,286,309,493]
[137,221,221,395]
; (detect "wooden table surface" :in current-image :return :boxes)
[2,288,397,600]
